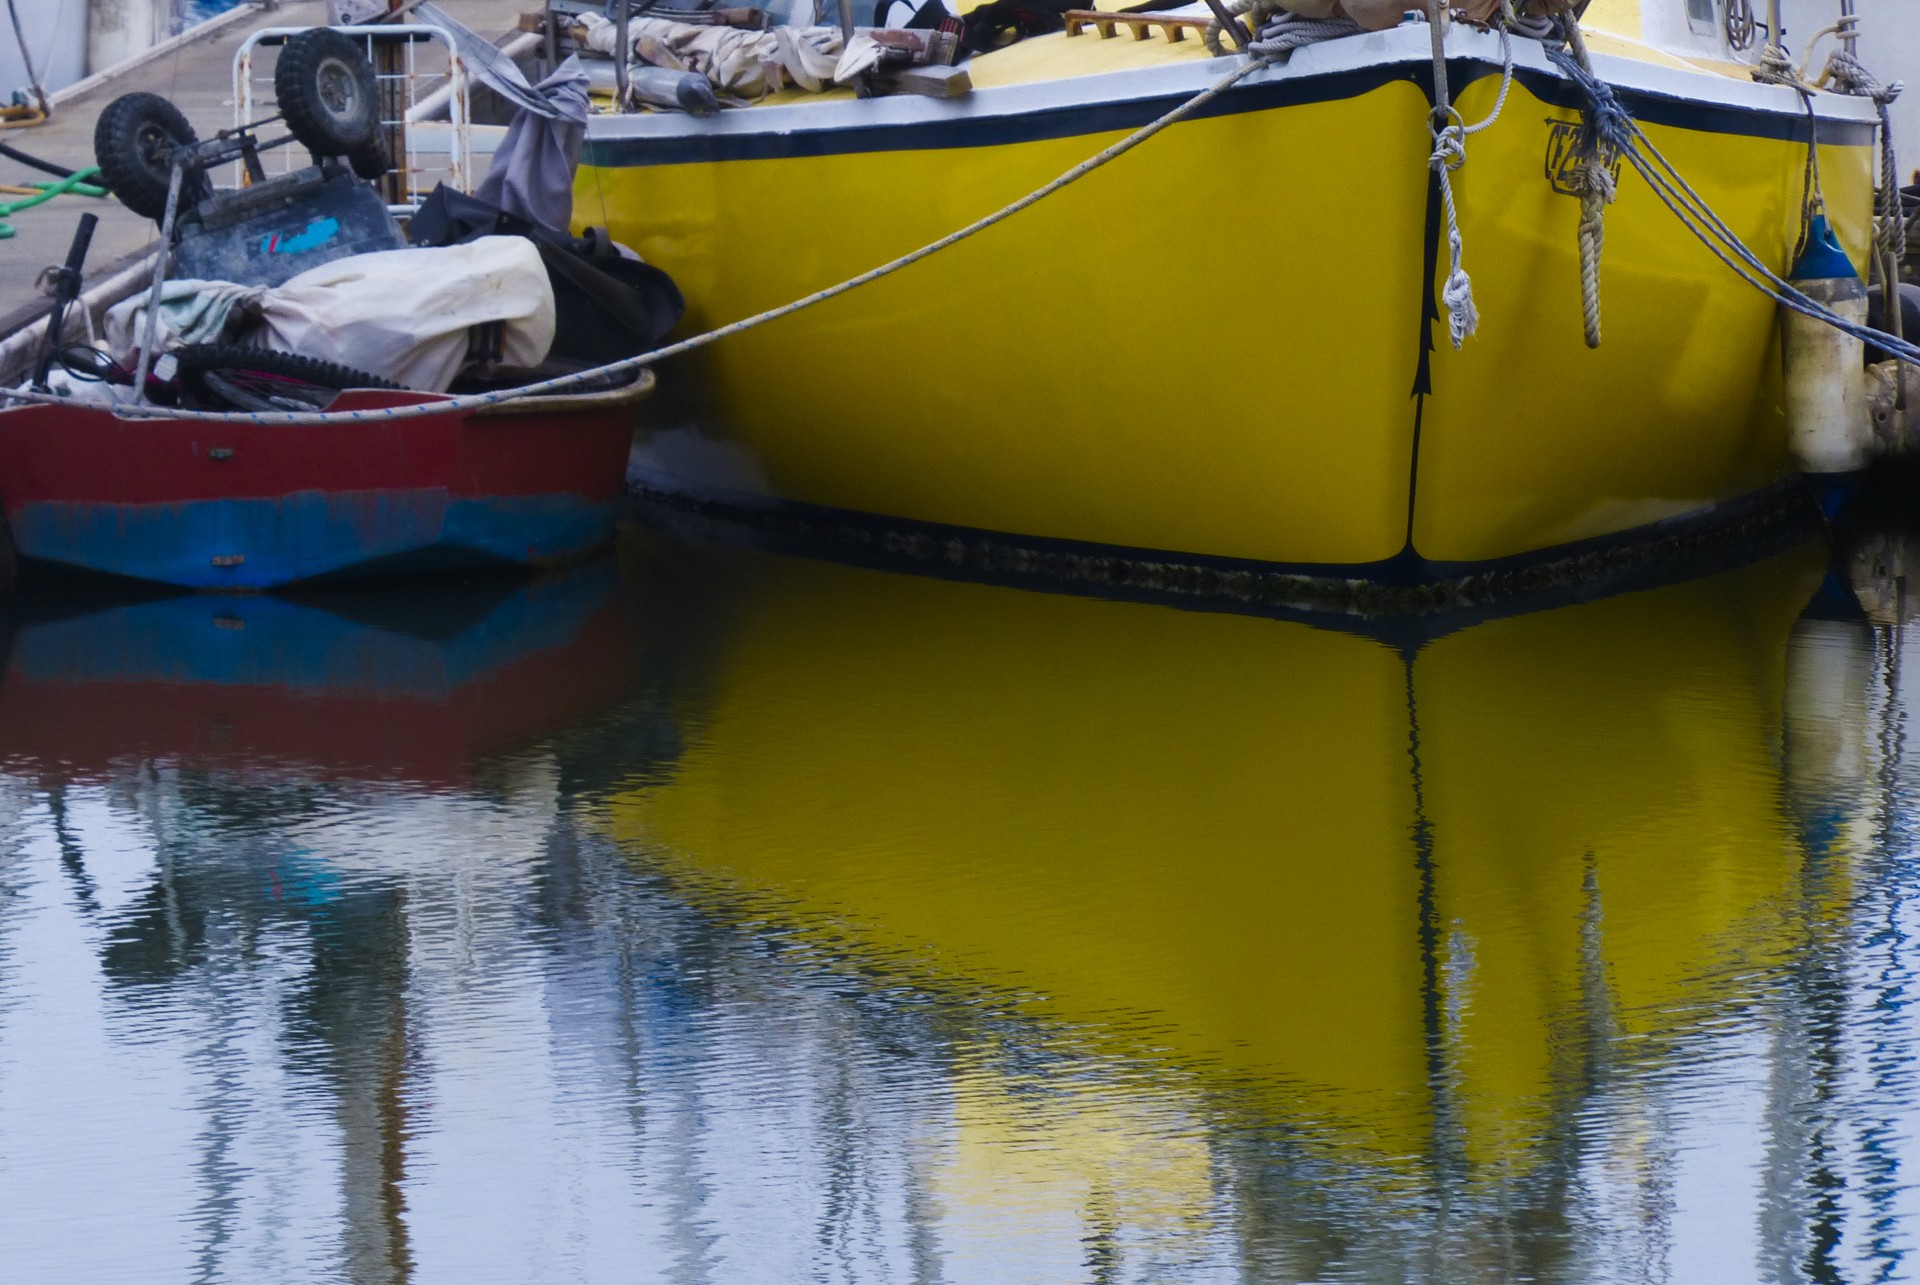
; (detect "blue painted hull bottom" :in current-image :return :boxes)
[10,490,619,589]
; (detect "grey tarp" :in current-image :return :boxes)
[415,2,592,231]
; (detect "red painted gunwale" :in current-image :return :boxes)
[0,381,648,509]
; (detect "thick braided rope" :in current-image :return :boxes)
[0,54,1274,427]
[1573,157,1613,348]
[1555,17,1615,349]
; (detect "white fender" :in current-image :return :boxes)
[1782,217,1872,475]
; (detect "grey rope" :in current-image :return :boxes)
[1752,41,1801,91]
[2,54,1275,427]
[1823,47,1906,363]
[1749,33,1827,262]
[1243,10,1362,61]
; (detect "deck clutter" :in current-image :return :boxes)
[0,14,682,589]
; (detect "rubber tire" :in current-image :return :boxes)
[93,92,204,223]
[347,135,389,183]
[1867,281,1920,364]
[174,344,399,412]
[274,28,381,158]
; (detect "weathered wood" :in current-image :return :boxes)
[1063,10,1211,41]
[883,63,972,98]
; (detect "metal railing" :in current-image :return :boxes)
[232,23,473,213]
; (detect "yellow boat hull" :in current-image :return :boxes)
[604,532,1845,1194]
[576,30,1878,579]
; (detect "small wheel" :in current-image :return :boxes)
[347,134,389,183]
[93,92,207,223]
[174,343,399,412]
[275,28,381,158]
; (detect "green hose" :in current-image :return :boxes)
[0,166,109,240]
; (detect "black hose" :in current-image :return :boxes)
[0,140,79,180]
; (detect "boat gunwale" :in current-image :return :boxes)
[0,367,654,428]
[579,23,1881,165]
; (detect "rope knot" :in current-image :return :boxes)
[1824,49,1900,105]
[1441,264,1479,348]
[1752,43,1802,90]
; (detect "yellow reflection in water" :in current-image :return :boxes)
[606,539,1836,1206]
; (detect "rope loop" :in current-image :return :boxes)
[1430,117,1467,172]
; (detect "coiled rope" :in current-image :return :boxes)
[1239,9,1361,61]
[0,53,1275,427]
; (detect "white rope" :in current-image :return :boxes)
[1433,127,1478,348]
[1428,11,1514,349]
[1,54,1273,426]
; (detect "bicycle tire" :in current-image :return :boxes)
[174,344,398,412]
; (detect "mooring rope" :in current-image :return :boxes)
[1822,46,1906,362]
[0,53,1275,427]
[1546,44,1920,370]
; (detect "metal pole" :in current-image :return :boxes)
[130,163,186,406]
[615,0,631,111]
[1767,0,1782,50]
[1839,0,1857,56]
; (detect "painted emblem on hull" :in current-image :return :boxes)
[1544,119,1623,197]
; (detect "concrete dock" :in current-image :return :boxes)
[0,0,527,338]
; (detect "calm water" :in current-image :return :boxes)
[2,528,1919,1283]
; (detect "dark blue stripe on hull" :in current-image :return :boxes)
[12,492,618,589]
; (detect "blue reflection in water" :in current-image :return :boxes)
[0,532,1919,1282]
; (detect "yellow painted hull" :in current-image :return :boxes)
[604,533,1846,1194]
[577,33,1878,575]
